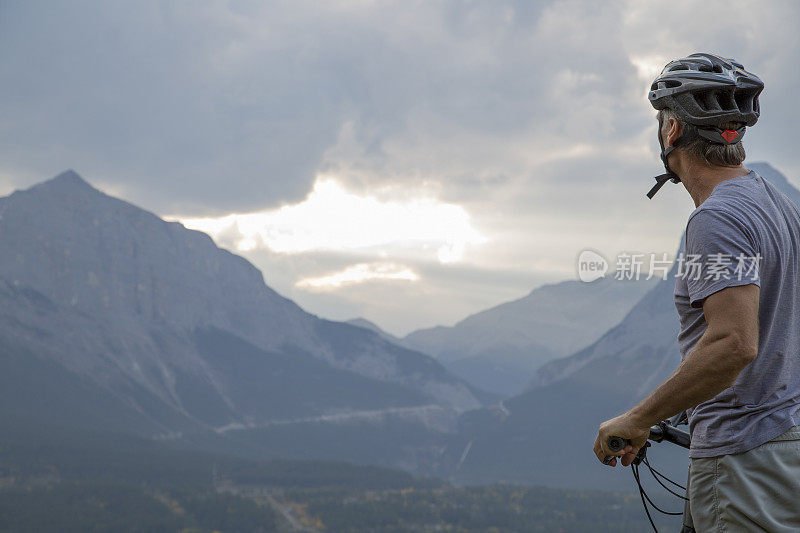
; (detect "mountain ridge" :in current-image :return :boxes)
[401,276,657,395]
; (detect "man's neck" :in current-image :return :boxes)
[675,157,750,207]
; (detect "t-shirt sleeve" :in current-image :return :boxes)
[683,209,761,308]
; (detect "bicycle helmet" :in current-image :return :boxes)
[646,53,764,199]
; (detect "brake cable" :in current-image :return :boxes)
[606,420,691,532]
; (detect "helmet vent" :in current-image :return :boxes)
[734,88,755,114]
[655,80,682,90]
[694,90,720,112]
[697,64,724,74]
[720,91,737,111]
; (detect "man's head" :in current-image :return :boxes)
[646,53,764,199]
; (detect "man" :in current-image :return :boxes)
[593,53,800,531]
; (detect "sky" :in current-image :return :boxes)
[1,0,799,336]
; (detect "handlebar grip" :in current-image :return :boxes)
[607,436,629,453]
[602,435,630,464]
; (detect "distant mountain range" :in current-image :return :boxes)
[394,277,656,395]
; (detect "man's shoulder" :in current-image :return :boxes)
[686,203,744,229]
[685,203,756,252]
[687,173,766,226]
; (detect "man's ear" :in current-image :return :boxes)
[666,117,683,148]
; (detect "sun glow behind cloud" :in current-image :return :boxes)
[295,262,418,291]
[175,177,486,288]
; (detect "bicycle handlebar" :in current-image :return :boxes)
[646,421,690,449]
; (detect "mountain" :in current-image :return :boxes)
[345,317,402,343]
[401,277,657,395]
[526,274,679,394]
[447,162,800,489]
[0,170,489,472]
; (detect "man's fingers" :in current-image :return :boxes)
[620,450,637,467]
[594,447,611,463]
[594,435,612,465]
[593,438,606,462]
[599,434,617,456]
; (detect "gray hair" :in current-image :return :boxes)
[658,108,746,167]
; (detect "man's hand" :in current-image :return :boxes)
[593,412,651,467]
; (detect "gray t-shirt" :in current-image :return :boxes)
[674,169,800,458]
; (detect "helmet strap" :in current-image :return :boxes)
[646,173,674,199]
[648,113,682,199]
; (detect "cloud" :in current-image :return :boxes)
[0,0,639,214]
[2,0,798,333]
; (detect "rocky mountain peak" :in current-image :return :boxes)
[26,169,98,197]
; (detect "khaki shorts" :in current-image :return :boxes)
[687,425,800,532]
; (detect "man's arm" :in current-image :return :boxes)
[593,283,759,466]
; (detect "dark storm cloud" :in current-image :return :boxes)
[0,0,649,214]
[2,1,797,215]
